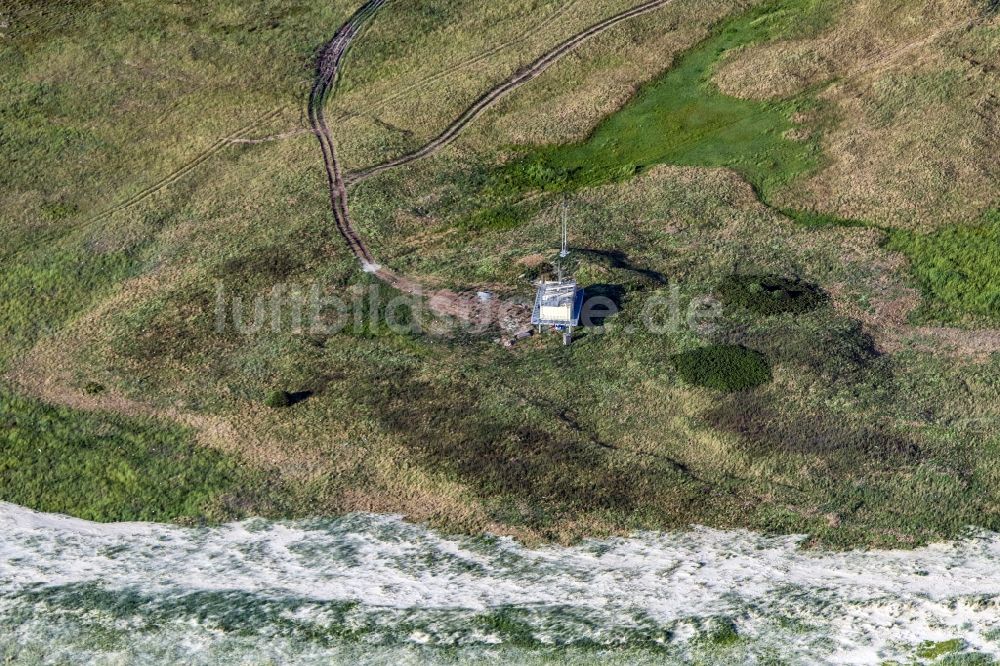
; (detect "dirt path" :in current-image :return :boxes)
[306,0,528,330]
[311,0,682,331]
[332,0,579,124]
[343,0,678,187]
[88,108,284,225]
[307,0,385,268]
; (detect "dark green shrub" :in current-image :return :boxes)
[671,344,772,391]
[264,390,293,409]
[83,381,105,395]
[716,274,827,316]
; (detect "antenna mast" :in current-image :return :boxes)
[559,199,569,259]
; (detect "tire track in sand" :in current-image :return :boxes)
[331,0,578,123]
[87,108,284,225]
[311,0,678,329]
[343,0,678,187]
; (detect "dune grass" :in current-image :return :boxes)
[1,0,999,547]
[0,0,359,368]
[0,0,355,523]
[0,388,264,523]
[885,210,1000,325]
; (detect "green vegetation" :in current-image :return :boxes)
[701,619,741,647]
[778,208,868,229]
[0,242,141,369]
[0,0,355,524]
[265,390,294,409]
[937,654,997,666]
[671,345,772,392]
[483,0,999,327]
[462,203,533,232]
[911,640,998,666]
[716,274,827,316]
[0,389,258,523]
[494,0,833,205]
[917,639,965,660]
[0,0,998,549]
[474,609,541,649]
[886,210,1000,325]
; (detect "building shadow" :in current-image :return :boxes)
[288,390,314,406]
[581,283,625,328]
[575,248,666,285]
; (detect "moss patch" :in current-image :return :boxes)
[492,0,834,205]
[716,274,827,316]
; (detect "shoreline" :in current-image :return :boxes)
[3,501,1000,662]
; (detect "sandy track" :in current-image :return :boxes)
[307,0,385,268]
[343,0,678,187]
[88,108,284,225]
[310,0,680,330]
[332,0,579,123]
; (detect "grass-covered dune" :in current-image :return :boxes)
[1,0,999,546]
[0,389,275,523]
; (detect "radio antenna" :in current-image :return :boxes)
[559,199,569,259]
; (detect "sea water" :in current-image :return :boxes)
[2,502,999,664]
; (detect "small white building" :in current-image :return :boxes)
[531,278,583,345]
[531,200,583,344]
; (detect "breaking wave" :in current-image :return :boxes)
[2,503,1000,663]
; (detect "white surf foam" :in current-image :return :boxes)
[2,502,1000,663]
